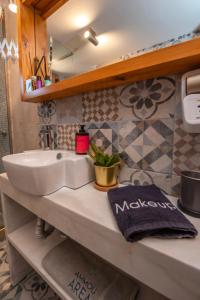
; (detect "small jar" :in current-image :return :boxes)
[36,76,43,89]
[31,76,37,90]
[44,75,52,87]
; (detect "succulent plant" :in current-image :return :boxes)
[88,144,121,167]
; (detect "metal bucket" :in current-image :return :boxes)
[178,171,200,218]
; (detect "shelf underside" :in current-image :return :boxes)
[22,38,200,103]
[8,220,72,300]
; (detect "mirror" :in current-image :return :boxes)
[47,0,200,80]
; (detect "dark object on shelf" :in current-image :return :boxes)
[36,76,42,89]
[44,75,51,86]
[178,171,200,218]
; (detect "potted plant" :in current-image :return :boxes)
[88,144,121,190]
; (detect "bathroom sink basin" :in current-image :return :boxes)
[2,150,94,195]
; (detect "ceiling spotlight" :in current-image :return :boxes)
[75,15,89,28]
[84,28,99,46]
[97,35,108,46]
[8,0,17,14]
[84,30,90,39]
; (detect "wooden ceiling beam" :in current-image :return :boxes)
[40,0,69,19]
[21,0,69,19]
[22,0,38,7]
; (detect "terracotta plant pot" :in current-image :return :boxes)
[94,163,120,187]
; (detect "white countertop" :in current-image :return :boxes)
[1,173,200,300]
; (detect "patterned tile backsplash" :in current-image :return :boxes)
[173,119,200,175]
[38,100,56,124]
[87,122,118,155]
[142,119,174,174]
[82,88,119,122]
[57,124,79,151]
[119,121,143,169]
[119,77,176,120]
[37,74,200,196]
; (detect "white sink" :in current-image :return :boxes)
[2,150,94,195]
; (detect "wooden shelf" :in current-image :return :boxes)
[22,38,200,103]
[8,220,73,300]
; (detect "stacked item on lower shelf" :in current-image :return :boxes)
[42,237,139,300]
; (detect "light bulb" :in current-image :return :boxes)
[8,2,17,14]
[75,15,89,28]
[84,30,91,39]
[84,28,99,46]
[97,35,108,45]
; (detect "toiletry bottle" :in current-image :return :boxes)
[44,75,52,87]
[31,76,37,90]
[75,125,89,155]
[36,76,43,89]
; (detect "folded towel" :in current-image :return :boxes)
[42,238,139,300]
[108,184,198,242]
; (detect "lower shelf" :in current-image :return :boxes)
[8,220,73,300]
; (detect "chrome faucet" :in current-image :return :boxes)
[40,125,54,150]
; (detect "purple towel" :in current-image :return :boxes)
[107,185,198,242]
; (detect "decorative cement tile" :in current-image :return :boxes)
[37,101,56,124]
[0,242,12,299]
[119,76,176,120]
[56,96,82,124]
[119,167,172,195]
[0,240,60,300]
[142,119,174,174]
[2,272,60,300]
[118,121,143,169]
[87,122,118,154]
[82,88,119,122]
[173,119,200,175]
[120,167,153,186]
[57,124,79,151]
[171,174,181,197]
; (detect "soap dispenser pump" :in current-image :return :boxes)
[75,125,89,155]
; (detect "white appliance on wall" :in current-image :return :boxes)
[181,69,200,133]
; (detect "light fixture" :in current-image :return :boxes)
[84,28,99,46]
[97,34,108,46]
[8,0,17,14]
[84,30,90,39]
[75,15,89,28]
